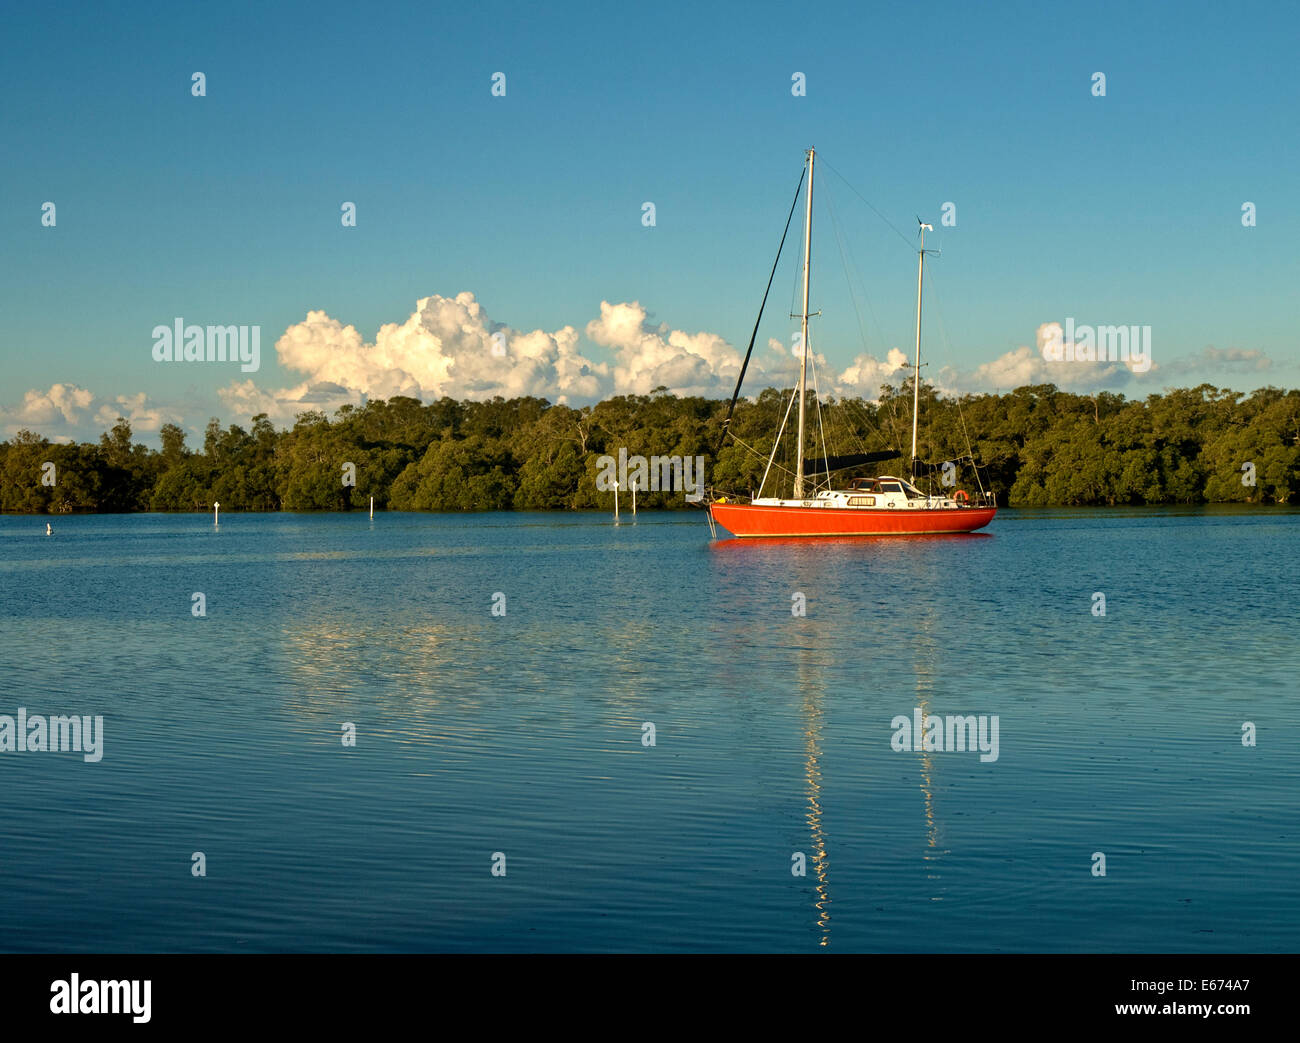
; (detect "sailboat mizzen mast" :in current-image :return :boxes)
[794,147,815,499]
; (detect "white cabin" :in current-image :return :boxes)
[753,475,968,510]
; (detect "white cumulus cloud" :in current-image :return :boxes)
[94,391,182,432]
[217,379,358,428]
[1,385,182,442]
[585,300,743,397]
[274,292,605,404]
[241,293,920,417]
[8,383,94,427]
[836,347,910,395]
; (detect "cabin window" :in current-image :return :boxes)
[880,482,903,493]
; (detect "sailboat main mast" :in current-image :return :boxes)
[910,222,930,468]
[794,147,814,499]
[706,150,997,538]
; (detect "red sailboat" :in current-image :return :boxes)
[706,147,996,539]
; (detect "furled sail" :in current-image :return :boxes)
[804,450,898,475]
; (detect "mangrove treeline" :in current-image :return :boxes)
[2,382,1298,513]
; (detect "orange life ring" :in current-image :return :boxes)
[953,489,970,503]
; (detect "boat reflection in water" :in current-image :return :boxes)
[707,532,993,552]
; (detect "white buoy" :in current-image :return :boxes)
[45,522,52,536]
[369,496,374,519]
[213,501,220,526]
[613,480,620,524]
[632,480,637,517]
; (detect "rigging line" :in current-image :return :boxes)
[810,348,832,493]
[823,177,874,361]
[833,382,890,455]
[956,402,988,499]
[822,385,852,466]
[923,261,994,497]
[809,179,894,463]
[844,395,889,454]
[836,399,865,456]
[733,433,797,480]
[920,263,961,423]
[882,392,905,452]
[909,262,948,465]
[923,261,955,368]
[820,158,916,251]
[840,217,890,364]
[865,393,894,444]
[758,384,801,498]
[717,166,807,456]
[823,174,892,361]
[818,173,904,452]
[823,385,851,478]
[789,206,805,331]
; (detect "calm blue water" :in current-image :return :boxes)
[0,508,1297,952]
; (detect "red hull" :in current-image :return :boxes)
[709,501,996,537]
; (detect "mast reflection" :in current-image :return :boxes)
[912,610,947,895]
[801,685,831,947]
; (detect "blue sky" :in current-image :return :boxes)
[2,0,1296,443]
